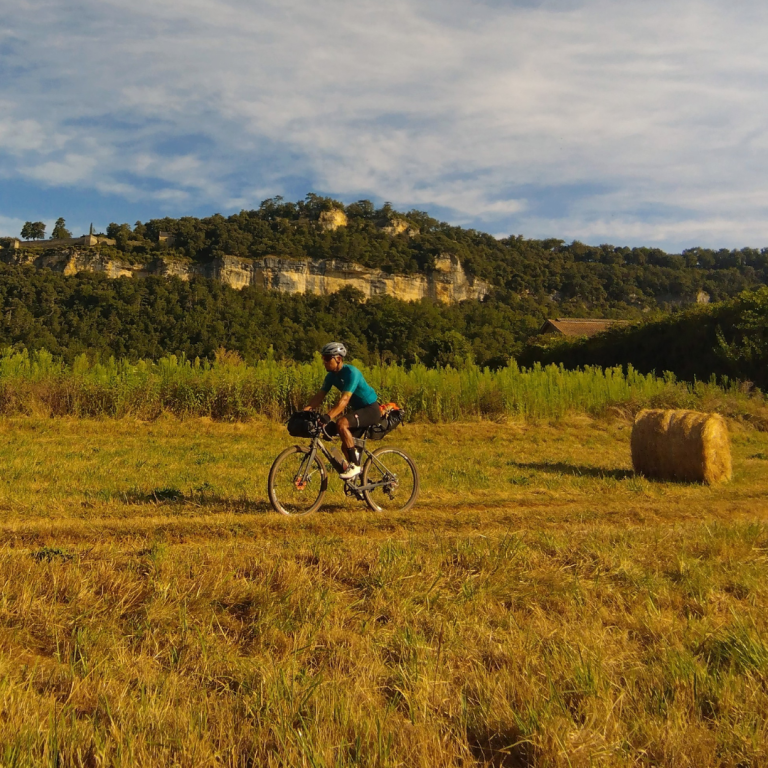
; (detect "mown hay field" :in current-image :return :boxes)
[1,415,768,767]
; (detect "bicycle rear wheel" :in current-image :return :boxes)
[361,447,419,513]
[268,446,327,516]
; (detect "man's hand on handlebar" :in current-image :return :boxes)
[318,413,336,439]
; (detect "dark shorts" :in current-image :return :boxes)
[347,403,381,430]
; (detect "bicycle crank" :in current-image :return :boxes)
[343,479,366,501]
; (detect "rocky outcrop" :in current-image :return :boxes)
[379,218,418,237]
[317,210,348,231]
[0,248,490,304]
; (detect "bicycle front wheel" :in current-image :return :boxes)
[362,447,419,513]
[268,446,327,516]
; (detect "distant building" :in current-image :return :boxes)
[539,318,630,337]
[158,231,177,246]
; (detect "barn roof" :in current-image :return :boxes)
[540,318,629,337]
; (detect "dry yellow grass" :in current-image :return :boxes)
[0,415,767,766]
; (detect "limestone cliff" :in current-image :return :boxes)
[379,218,418,237]
[0,248,490,304]
[317,209,348,231]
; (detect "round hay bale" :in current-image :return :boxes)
[631,409,731,484]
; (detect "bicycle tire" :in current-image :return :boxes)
[268,446,327,516]
[361,447,419,513]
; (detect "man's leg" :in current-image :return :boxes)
[336,415,363,479]
[337,405,380,479]
[336,416,358,465]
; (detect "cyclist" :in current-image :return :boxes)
[303,342,380,480]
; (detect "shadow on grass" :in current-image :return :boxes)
[121,487,271,515]
[31,546,75,563]
[467,726,533,768]
[508,461,635,481]
[120,488,362,516]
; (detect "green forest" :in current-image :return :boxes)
[2,194,768,378]
[0,263,541,367]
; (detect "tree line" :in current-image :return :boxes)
[2,258,765,385]
[0,263,547,367]
[18,218,72,241]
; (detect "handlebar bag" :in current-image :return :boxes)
[287,411,321,438]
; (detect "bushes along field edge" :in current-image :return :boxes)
[521,286,768,389]
[0,348,765,427]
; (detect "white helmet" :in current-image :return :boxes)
[321,341,347,358]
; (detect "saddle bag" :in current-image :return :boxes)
[368,402,404,440]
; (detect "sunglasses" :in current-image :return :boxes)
[322,355,336,362]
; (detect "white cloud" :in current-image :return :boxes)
[0,0,767,248]
[0,215,27,239]
[22,154,100,185]
[0,116,49,154]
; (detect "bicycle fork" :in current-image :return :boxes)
[293,444,320,490]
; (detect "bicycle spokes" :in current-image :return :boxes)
[268,447,327,516]
[362,449,419,513]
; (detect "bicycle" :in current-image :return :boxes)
[267,412,419,516]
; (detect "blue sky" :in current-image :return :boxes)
[1,0,767,251]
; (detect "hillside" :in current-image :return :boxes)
[4,194,768,315]
[3,195,768,371]
[125,196,768,313]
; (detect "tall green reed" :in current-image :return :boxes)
[0,348,760,423]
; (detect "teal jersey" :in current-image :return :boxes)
[322,364,378,410]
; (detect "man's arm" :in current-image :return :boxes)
[303,390,328,411]
[327,392,352,420]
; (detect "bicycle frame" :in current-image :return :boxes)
[297,434,397,495]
